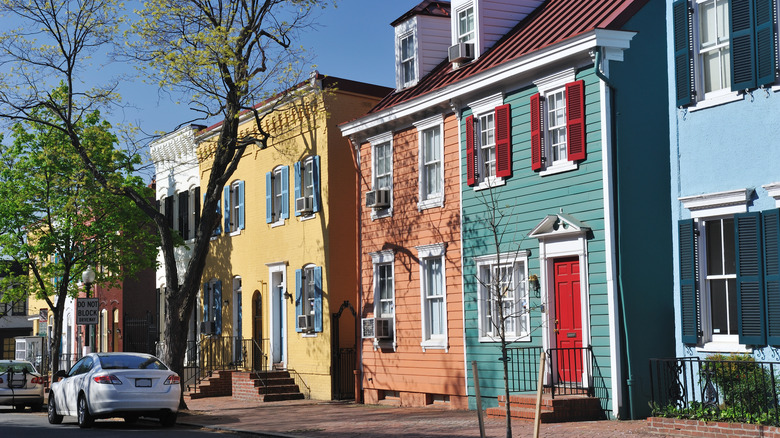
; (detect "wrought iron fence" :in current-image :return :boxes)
[505,346,596,399]
[180,336,267,395]
[649,357,780,426]
[507,346,544,393]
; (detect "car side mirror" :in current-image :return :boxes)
[53,370,67,381]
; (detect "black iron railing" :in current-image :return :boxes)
[649,357,780,426]
[179,336,268,394]
[505,346,594,399]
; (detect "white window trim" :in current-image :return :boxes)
[298,157,316,221]
[763,182,780,207]
[533,68,580,176]
[414,115,445,210]
[452,2,479,59]
[368,132,394,220]
[474,252,530,343]
[416,243,448,351]
[681,188,752,352]
[270,167,285,228]
[397,29,418,89]
[370,249,396,350]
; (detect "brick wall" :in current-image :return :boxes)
[648,417,780,437]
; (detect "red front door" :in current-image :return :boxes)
[554,257,582,383]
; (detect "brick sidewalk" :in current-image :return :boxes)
[180,397,660,437]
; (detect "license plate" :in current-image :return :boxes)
[135,378,152,387]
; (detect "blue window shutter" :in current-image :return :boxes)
[237,181,245,230]
[266,172,273,223]
[295,269,303,332]
[312,156,321,213]
[294,162,302,217]
[679,219,700,345]
[314,266,323,332]
[763,209,780,345]
[730,0,757,91]
[215,199,222,235]
[202,283,209,323]
[214,280,222,336]
[735,212,766,345]
[754,0,776,87]
[224,186,231,232]
[673,0,694,106]
[281,166,289,219]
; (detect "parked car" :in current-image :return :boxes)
[0,360,45,411]
[47,352,180,428]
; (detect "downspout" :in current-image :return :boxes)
[594,47,635,420]
[350,136,364,403]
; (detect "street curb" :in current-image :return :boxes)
[177,418,300,438]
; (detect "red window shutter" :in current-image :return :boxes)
[466,115,476,186]
[530,93,543,171]
[566,80,586,162]
[494,104,512,178]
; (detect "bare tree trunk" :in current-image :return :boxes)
[502,345,512,438]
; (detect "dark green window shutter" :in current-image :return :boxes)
[673,0,694,106]
[735,212,766,345]
[730,0,757,91]
[754,0,776,87]
[763,209,780,345]
[679,219,700,344]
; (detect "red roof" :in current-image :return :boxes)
[390,1,451,27]
[370,0,648,114]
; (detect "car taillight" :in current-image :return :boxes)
[31,376,43,384]
[0,377,3,383]
[93,374,122,385]
[164,375,180,385]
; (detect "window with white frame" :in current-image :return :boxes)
[371,250,395,320]
[272,167,286,223]
[417,243,447,348]
[400,33,416,87]
[457,6,475,43]
[374,142,392,190]
[476,254,529,341]
[479,112,496,179]
[415,115,444,209]
[294,156,320,217]
[672,0,778,107]
[224,180,245,233]
[368,132,393,217]
[703,217,737,341]
[465,93,511,189]
[530,69,585,175]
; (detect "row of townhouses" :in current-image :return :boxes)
[5,0,780,423]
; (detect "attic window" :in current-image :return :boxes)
[400,33,416,87]
[457,6,475,43]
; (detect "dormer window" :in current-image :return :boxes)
[457,6,475,43]
[400,33,416,87]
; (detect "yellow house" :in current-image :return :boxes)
[196,74,389,400]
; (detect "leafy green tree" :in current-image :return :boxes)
[0,101,158,374]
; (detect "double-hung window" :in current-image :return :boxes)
[295,265,322,334]
[673,0,776,107]
[417,244,447,349]
[466,94,511,189]
[266,166,289,225]
[414,115,444,209]
[457,6,475,43]
[201,279,222,336]
[530,70,586,175]
[294,156,320,217]
[371,250,395,333]
[223,180,245,234]
[679,189,780,349]
[400,33,416,87]
[475,253,529,341]
[368,132,393,217]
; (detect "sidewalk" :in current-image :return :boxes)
[180,396,659,437]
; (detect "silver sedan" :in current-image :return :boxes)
[0,360,45,410]
[48,352,181,428]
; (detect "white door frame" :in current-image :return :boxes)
[267,262,287,367]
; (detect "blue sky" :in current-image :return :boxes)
[119,0,424,137]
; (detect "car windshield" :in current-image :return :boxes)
[98,354,168,370]
[0,362,37,374]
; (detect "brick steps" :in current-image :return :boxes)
[185,370,305,402]
[486,393,604,423]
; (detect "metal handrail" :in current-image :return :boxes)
[504,346,595,399]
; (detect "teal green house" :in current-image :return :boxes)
[417,0,671,419]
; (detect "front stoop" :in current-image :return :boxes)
[184,371,233,400]
[486,393,605,423]
[231,371,305,402]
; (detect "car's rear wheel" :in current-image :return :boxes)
[47,395,63,424]
[160,411,177,428]
[77,395,94,428]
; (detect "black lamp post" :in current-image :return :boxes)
[82,266,96,352]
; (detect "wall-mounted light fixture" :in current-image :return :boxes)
[283,291,293,301]
[529,274,540,298]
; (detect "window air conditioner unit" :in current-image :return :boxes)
[298,314,314,333]
[200,321,215,335]
[296,197,314,214]
[448,42,474,63]
[365,189,391,209]
[375,318,393,339]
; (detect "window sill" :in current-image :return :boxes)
[473,176,505,191]
[229,229,242,237]
[478,334,531,343]
[301,332,318,338]
[417,197,443,211]
[298,213,316,222]
[421,339,448,352]
[371,208,392,220]
[539,161,578,177]
[686,91,743,112]
[696,342,752,354]
[373,338,397,351]
[270,219,285,228]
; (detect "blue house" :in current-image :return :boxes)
[669,0,780,367]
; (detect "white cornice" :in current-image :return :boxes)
[679,188,752,218]
[150,125,200,169]
[340,29,636,139]
[763,183,780,206]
